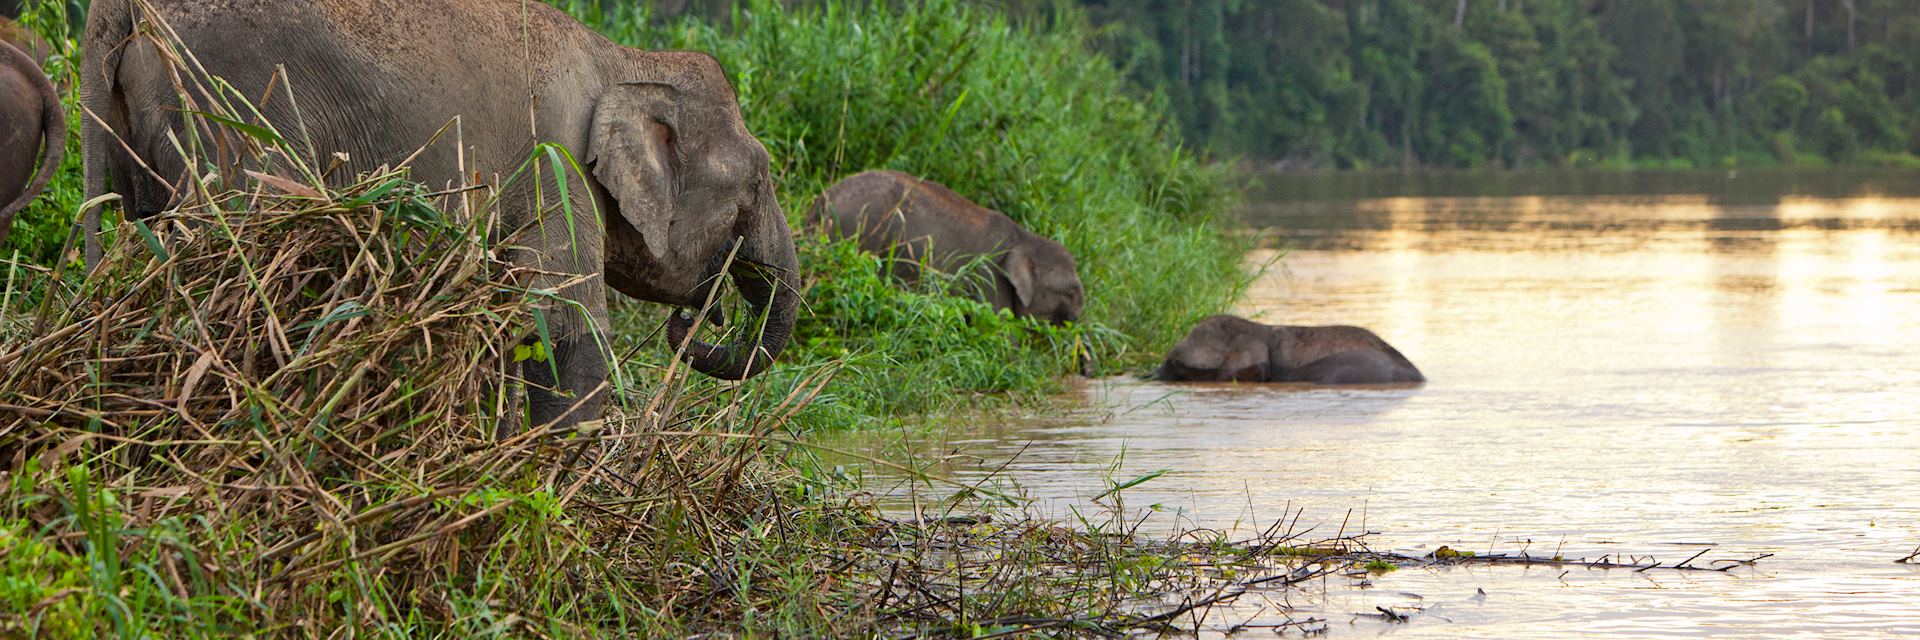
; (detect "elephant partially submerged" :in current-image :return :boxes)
[1151,315,1424,385]
[0,16,63,248]
[808,170,1085,324]
[81,0,799,428]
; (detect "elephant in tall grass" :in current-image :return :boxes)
[81,0,799,428]
[0,16,62,248]
[0,15,49,64]
[1151,315,1424,385]
[808,170,1085,324]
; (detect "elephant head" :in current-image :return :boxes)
[591,52,799,380]
[1002,235,1084,325]
[1150,315,1271,382]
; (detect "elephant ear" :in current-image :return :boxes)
[587,82,679,262]
[1001,243,1038,311]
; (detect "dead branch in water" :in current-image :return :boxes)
[1384,547,1774,573]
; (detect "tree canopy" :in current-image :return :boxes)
[1031,0,1919,169]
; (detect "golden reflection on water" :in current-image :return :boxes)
[826,181,1920,636]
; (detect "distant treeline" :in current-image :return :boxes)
[657,0,1920,170]
[1065,0,1920,169]
[13,0,1910,169]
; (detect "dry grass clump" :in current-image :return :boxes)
[0,11,835,633]
[0,149,829,634]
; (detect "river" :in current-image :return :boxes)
[831,168,1920,637]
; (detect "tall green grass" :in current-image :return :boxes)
[557,0,1248,425]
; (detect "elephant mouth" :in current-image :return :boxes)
[676,248,777,309]
[663,241,799,381]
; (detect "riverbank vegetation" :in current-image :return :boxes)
[0,0,1257,635]
[6,0,1247,427]
[0,150,1281,636]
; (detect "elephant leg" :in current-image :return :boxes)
[523,330,610,431]
[1293,351,1397,385]
[490,359,528,440]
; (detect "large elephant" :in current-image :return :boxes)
[81,0,799,428]
[0,16,63,248]
[807,170,1084,324]
[1151,315,1424,385]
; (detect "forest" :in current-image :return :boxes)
[660,0,1920,169]
[1052,0,1920,169]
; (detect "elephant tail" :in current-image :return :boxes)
[0,39,64,249]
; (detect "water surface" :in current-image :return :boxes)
[831,169,1920,636]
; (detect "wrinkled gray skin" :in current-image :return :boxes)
[82,0,799,429]
[1151,315,1424,385]
[807,170,1084,324]
[0,16,63,248]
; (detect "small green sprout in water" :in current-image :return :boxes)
[1363,559,1399,574]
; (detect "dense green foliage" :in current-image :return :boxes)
[559,0,1245,424]
[5,0,1244,423]
[1046,0,1920,169]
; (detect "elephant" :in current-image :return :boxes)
[807,170,1084,324]
[81,0,799,429]
[0,16,63,249]
[1150,315,1424,385]
[0,15,49,65]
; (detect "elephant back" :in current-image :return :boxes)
[0,17,48,66]
[1273,325,1389,366]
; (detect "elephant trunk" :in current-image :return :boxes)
[0,39,65,248]
[665,200,799,380]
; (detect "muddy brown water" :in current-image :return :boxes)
[823,168,1920,637]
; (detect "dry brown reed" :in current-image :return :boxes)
[0,134,843,632]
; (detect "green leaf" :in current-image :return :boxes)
[512,343,548,363]
[131,219,168,261]
[531,307,559,382]
[294,301,370,356]
[181,110,284,144]
[1092,469,1169,502]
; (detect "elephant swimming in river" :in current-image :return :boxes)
[81,0,799,429]
[808,170,1085,324]
[1151,315,1424,385]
